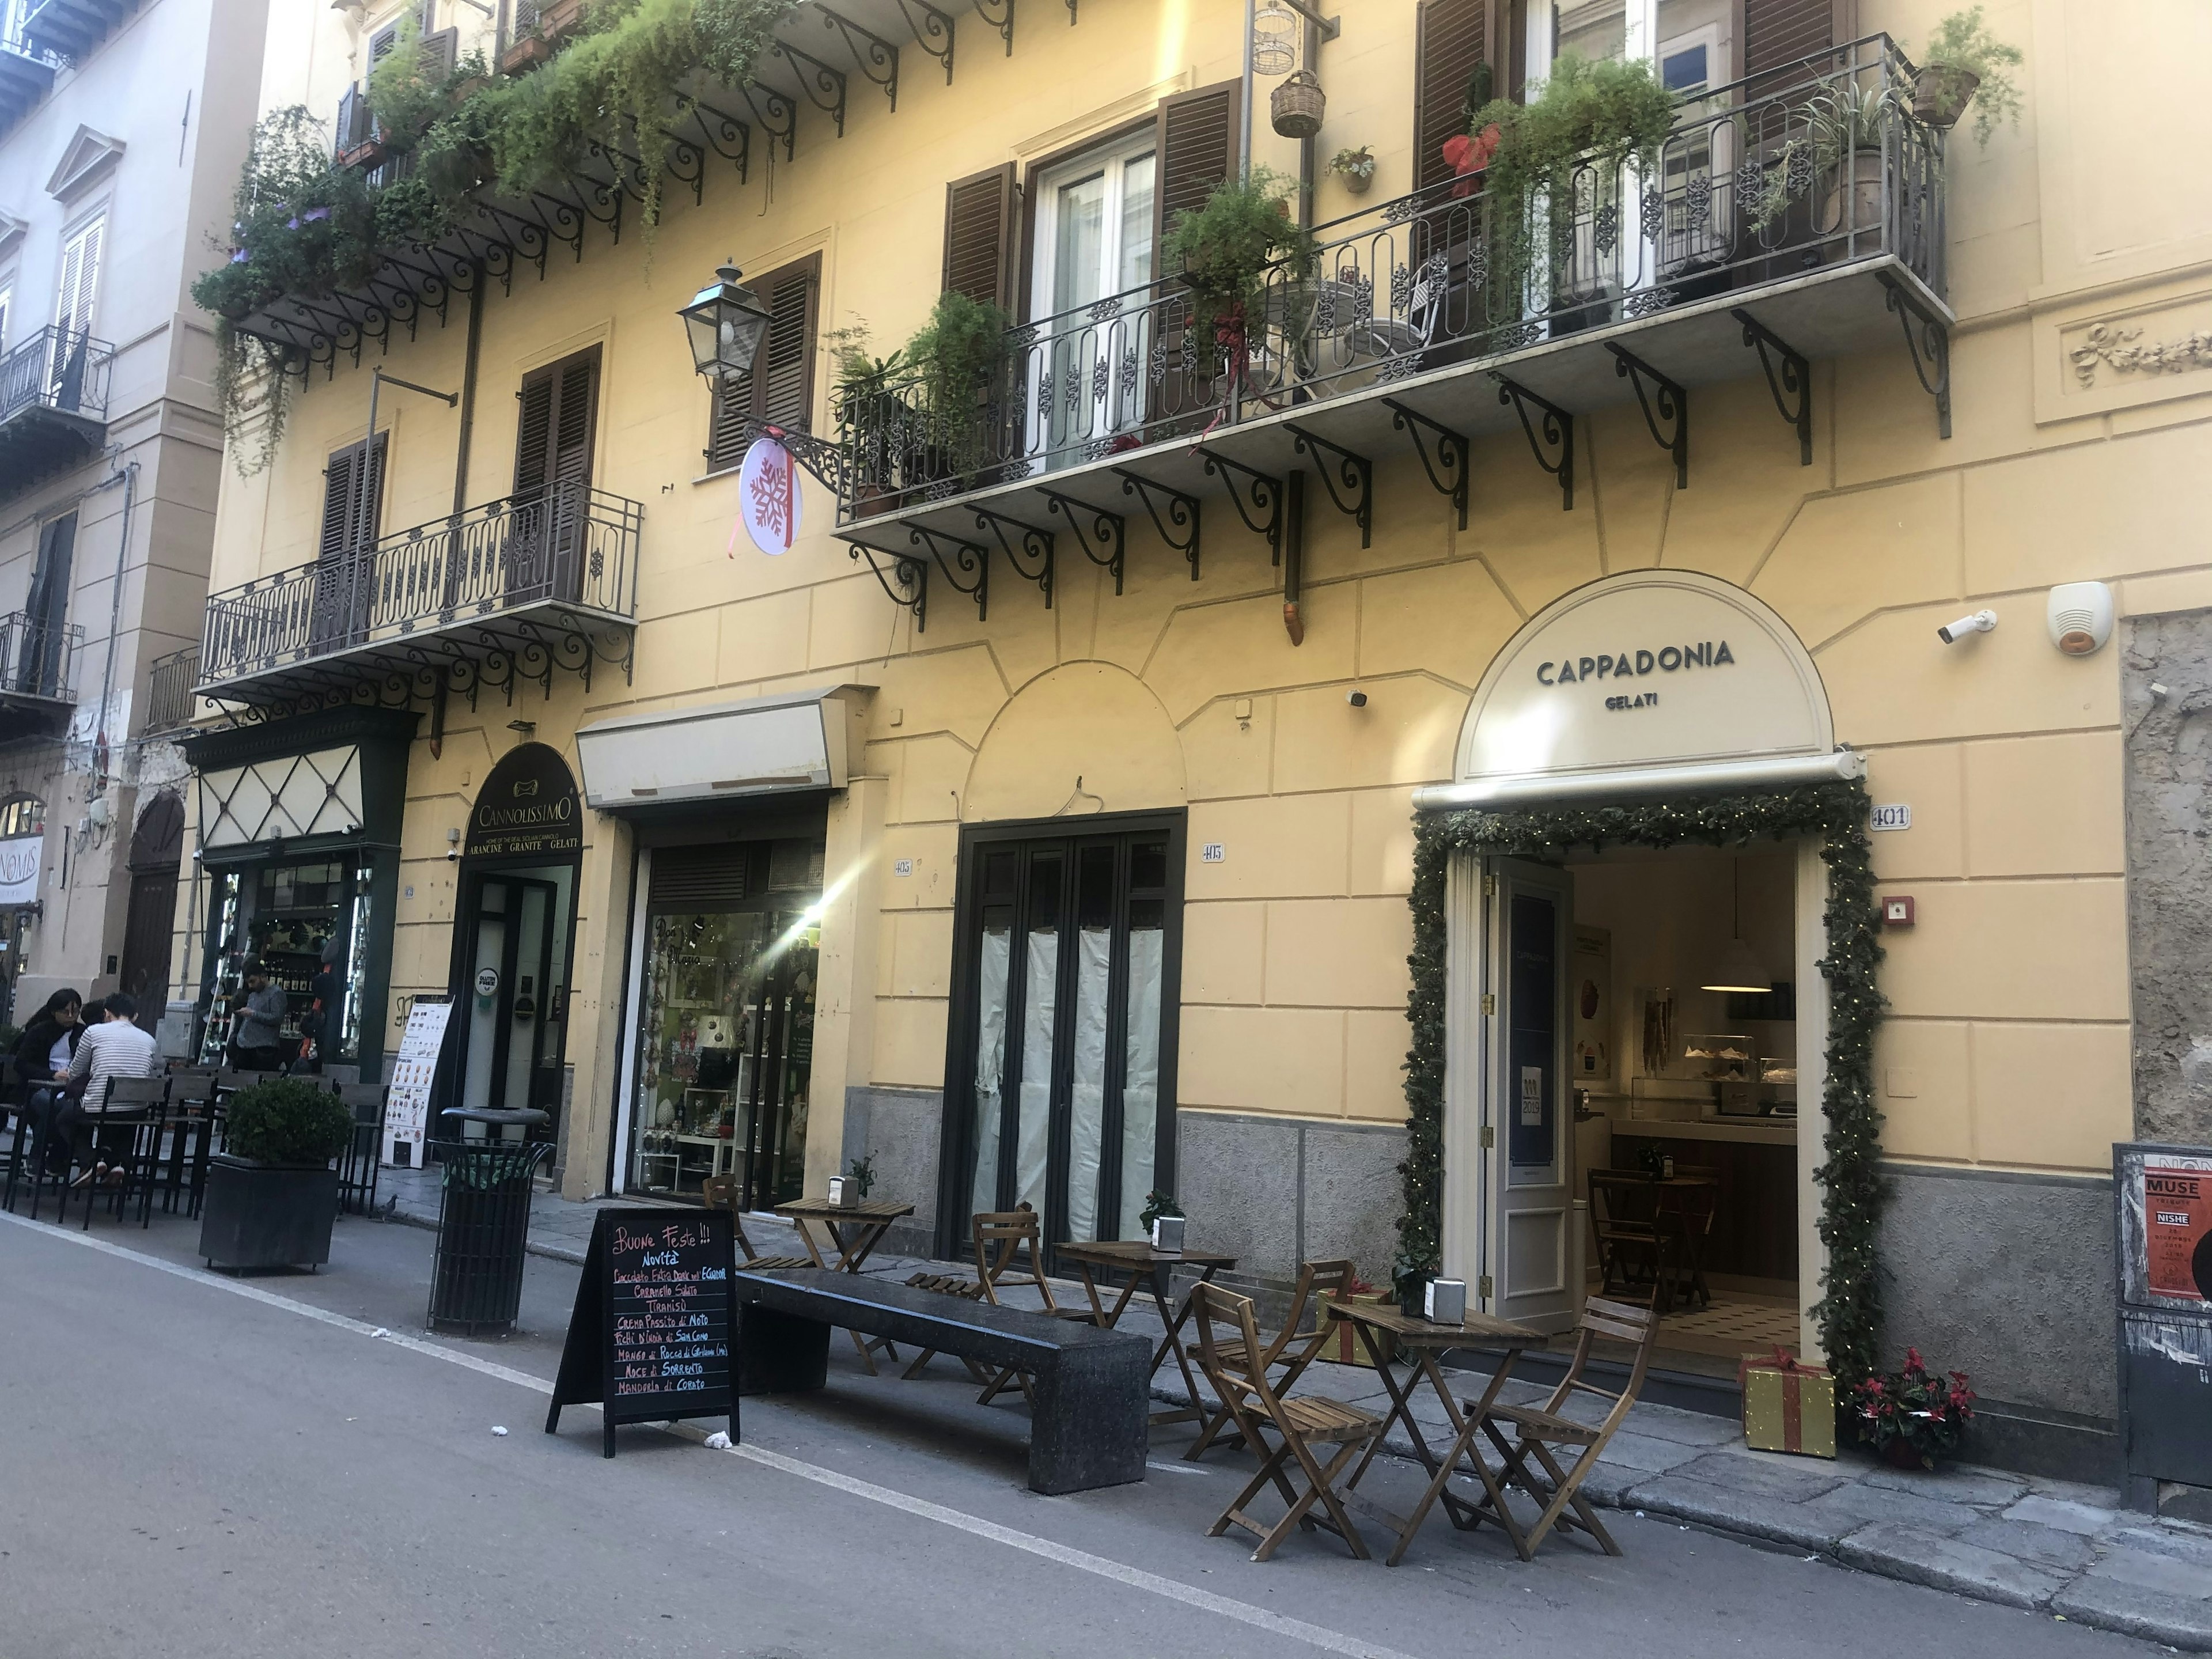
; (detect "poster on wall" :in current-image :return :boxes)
[0,834,42,906]
[384,994,456,1166]
[2145,1154,2212,1304]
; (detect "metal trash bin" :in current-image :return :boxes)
[427,1107,550,1335]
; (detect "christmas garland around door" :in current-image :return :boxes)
[1395,777,1887,1385]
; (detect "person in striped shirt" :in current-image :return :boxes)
[57,993,161,1186]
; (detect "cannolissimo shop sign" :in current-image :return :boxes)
[1457,574,1832,780]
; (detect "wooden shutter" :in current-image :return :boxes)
[1152,81,1241,253]
[55,217,101,338]
[515,346,600,499]
[1414,0,1489,192]
[420,25,458,78]
[1743,0,1838,86]
[26,513,75,632]
[706,255,819,471]
[943,164,1018,309]
[318,434,387,559]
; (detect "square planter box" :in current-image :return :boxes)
[198,1154,340,1271]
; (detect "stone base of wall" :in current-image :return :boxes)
[840,1084,945,1260]
[1176,1111,1407,1290]
[1880,1161,2118,1483]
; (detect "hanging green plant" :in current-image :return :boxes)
[1395,779,1889,1387]
[210,320,297,479]
[1461,51,1676,308]
[1158,165,1317,351]
[366,13,488,153]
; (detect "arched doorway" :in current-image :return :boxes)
[118,791,185,1022]
[449,743,584,1157]
[1424,572,1850,1362]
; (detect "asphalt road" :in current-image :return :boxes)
[0,1209,2161,1659]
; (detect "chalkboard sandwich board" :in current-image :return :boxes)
[546,1207,738,1457]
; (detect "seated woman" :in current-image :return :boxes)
[12,988,84,1176]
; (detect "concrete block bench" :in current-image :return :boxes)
[733,1266,1150,1494]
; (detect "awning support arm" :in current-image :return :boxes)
[1383,399,1468,530]
[1732,308,1812,465]
[1606,344,1688,489]
[1286,422,1373,547]
[1494,376,1575,511]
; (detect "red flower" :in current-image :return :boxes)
[1904,1347,1926,1372]
[1442,123,1502,198]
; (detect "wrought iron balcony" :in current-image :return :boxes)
[837,35,1952,628]
[0,610,82,728]
[196,480,643,710]
[145,643,200,733]
[0,325,113,497]
[19,0,137,60]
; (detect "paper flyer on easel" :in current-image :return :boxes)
[383,995,455,1166]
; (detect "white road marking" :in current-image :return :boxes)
[1,1212,1425,1659]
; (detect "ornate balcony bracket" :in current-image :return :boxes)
[675,94,752,184]
[1878,271,1952,441]
[974,507,1054,608]
[1606,344,1688,490]
[816,7,899,110]
[769,40,849,138]
[893,0,955,82]
[737,420,851,500]
[1115,468,1201,581]
[1041,491,1124,594]
[1197,448,1283,563]
[1494,376,1575,512]
[971,0,1013,55]
[740,81,798,160]
[910,524,990,620]
[849,542,929,632]
[1382,399,1468,531]
[1286,422,1373,548]
[1733,308,1811,466]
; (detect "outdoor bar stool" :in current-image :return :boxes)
[336,1082,389,1214]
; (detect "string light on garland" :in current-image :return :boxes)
[1393,777,1889,1387]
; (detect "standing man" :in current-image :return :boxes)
[57,993,162,1186]
[228,961,290,1073]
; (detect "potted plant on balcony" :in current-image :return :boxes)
[198,1077,353,1272]
[831,330,912,514]
[1160,165,1316,403]
[1911,7,2022,143]
[1464,51,1675,332]
[1325,145,1376,195]
[501,0,588,74]
[900,290,1012,488]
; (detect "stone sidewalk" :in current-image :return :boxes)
[381,1180,2212,1649]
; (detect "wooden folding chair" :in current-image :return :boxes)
[906,1205,1093,1401]
[701,1175,810,1268]
[1188,1282,1385,1562]
[1588,1170,1675,1312]
[1464,1295,1661,1560]
[1184,1257,1357,1460]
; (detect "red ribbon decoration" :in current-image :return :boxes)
[1741,1346,1826,1453]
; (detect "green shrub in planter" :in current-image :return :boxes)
[225,1078,353,1168]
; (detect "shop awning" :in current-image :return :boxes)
[574,686,868,810]
[1410,749,1866,812]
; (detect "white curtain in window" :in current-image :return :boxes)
[969,926,1012,1218]
[1065,926,1112,1242]
[1118,926,1164,1240]
[1014,929,1058,1214]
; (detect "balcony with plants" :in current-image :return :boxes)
[0,323,114,498]
[835,32,1990,632]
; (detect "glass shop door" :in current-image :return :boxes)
[457,876,562,1129]
[954,823,1177,1256]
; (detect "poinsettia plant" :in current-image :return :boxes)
[1855,1347,1975,1468]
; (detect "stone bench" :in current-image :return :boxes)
[733,1266,1150,1494]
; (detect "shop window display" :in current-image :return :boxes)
[630,905,817,1205]
[198,859,368,1067]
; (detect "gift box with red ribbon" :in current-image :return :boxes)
[1316,1287,1396,1367]
[1739,1346,1836,1459]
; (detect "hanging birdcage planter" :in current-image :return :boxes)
[1271,70,1325,139]
[1250,2,1296,75]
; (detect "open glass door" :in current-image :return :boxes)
[1480,858,1578,1332]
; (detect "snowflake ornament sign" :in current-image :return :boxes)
[737,437,801,556]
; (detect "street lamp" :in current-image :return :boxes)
[679,261,772,382]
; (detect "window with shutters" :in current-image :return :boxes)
[54,215,102,342]
[1025,133,1155,457]
[514,346,601,502]
[1415,0,1490,192]
[1151,83,1240,266]
[20,514,74,695]
[944,165,1019,311]
[704,254,819,474]
[318,433,388,562]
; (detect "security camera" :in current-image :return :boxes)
[445,846,461,862]
[1937,609,1997,645]
[1346,690,1369,707]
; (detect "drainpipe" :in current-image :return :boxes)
[1240,0,1255,181]
[89,457,138,789]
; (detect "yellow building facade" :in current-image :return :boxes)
[180,0,2212,1484]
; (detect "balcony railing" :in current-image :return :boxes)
[0,610,81,703]
[198,480,643,694]
[145,644,200,732]
[839,35,1942,521]
[0,324,113,430]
